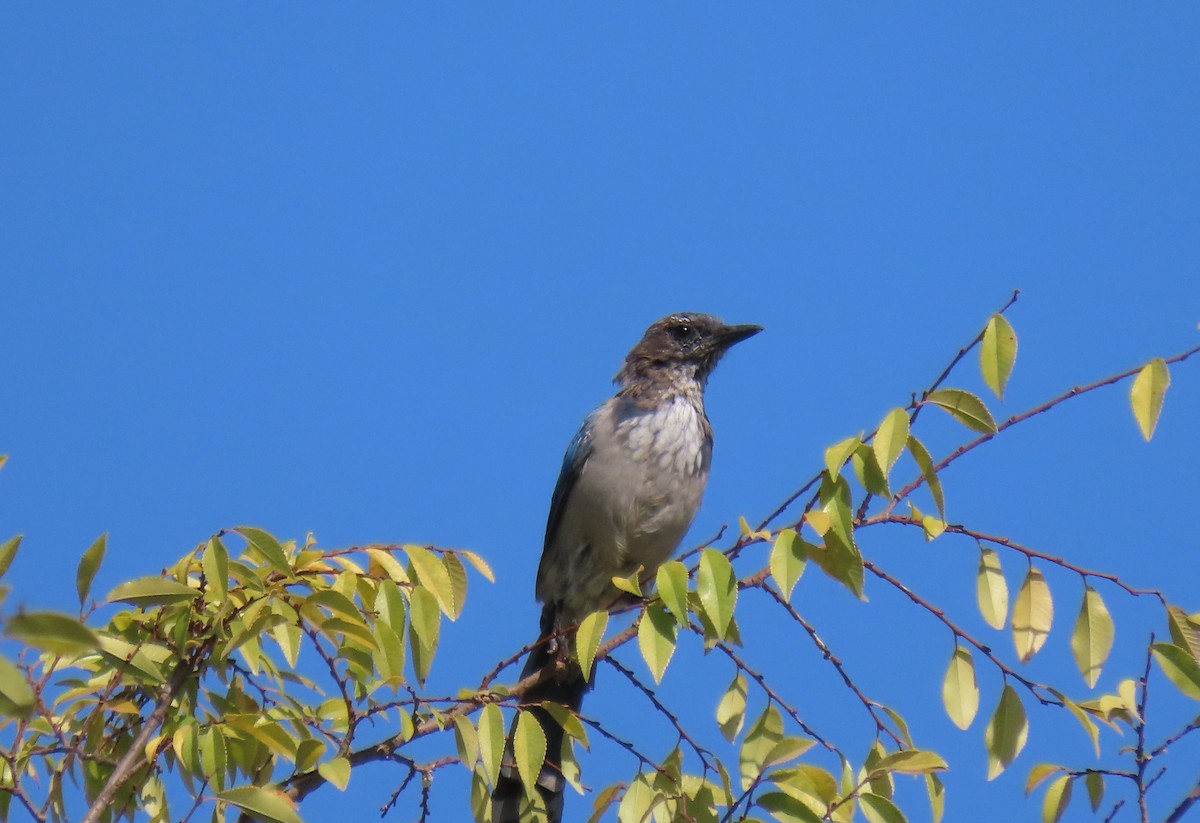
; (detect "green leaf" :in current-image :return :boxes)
[610,567,643,597]
[1041,773,1072,823]
[1012,565,1053,663]
[656,560,690,626]
[769,529,808,600]
[859,792,907,823]
[442,551,468,620]
[637,605,677,684]
[698,549,737,638]
[0,535,20,579]
[76,533,107,606]
[459,549,495,582]
[317,756,351,791]
[1130,357,1170,440]
[926,773,945,823]
[106,576,198,608]
[1025,763,1062,795]
[372,620,405,682]
[942,645,979,730]
[408,586,441,685]
[1071,586,1114,688]
[234,526,292,576]
[871,749,947,776]
[906,435,945,520]
[811,476,864,597]
[924,388,998,433]
[514,710,547,794]
[985,685,1028,779]
[0,655,34,718]
[740,704,784,789]
[1151,642,1200,700]
[1167,604,1200,663]
[757,791,824,823]
[976,546,1009,630]
[1054,690,1101,756]
[406,545,456,618]
[873,408,909,477]
[1085,771,1104,812]
[214,786,303,823]
[477,703,505,786]
[203,537,229,603]
[716,673,748,743]
[980,313,1018,399]
[6,611,99,655]
[576,610,607,680]
[852,444,891,498]
[824,435,862,481]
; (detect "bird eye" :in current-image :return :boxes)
[670,323,693,339]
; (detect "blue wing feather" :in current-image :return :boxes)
[542,410,597,554]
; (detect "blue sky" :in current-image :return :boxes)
[2,6,1198,822]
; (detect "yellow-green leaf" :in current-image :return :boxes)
[698,549,737,638]
[977,546,1008,630]
[859,792,906,823]
[214,786,303,823]
[317,756,351,791]
[76,533,107,606]
[442,551,468,620]
[234,526,292,576]
[980,313,1018,399]
[757,791,824,823]
[1085,771,1104,812]
[610,567,642,597]
[106,576,198,608]
[1151,642,1200,700]
[853,444,891,498]
[656,561,689,626]
[1071,586,1114,688]
[924,388,998,433]
[459,549,495,582]
[514,710,547,794]
[0,655,34,718]
[477,703,505,786]
[408,586,440,685]
[203,537,229,604]
[874,408,909,477]
[942,645,979,730]
[769,529,807,600]
[637,605,677,684]
[1012,565,1053,663]
[717,672,748,743]
[1130,358,1170,441]
[1025,763,1062,796]
[824,435,862,482]
[871,749,947,775]
[1166,605,1200,663]
[6,611,99,655]
[740,704,784,790]
[926,773,945,823]
[907,435,945,520]
[985,684,1028,779]
[0,535,20,579]
[1042,773,1072,823]
[406,545,456,618]
[576,610,607,680]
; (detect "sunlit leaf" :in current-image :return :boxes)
[698,549,737,638]
[824,435,862,481]
[926,773,945,823]
[0,535,20,579]
[637,604,677,684]
[871,749,947,776]
[1041,773,1072,823]
[740,704,784,789]
[1025,763,1061,796]
[442,551,468,620]
[980,313,1018,399]
[107,577,198,608]
[0,655,34,718]
[1130,358,1170,441]
[769,529,808,600]
[924,388,998,433]
[406,545,456,618]
[459,549,495,582]
[514,711,547,795]
[906,435,945,520]
[576,610,607,681]
[1071,586,1114,687]
[977,546,1008,630]
[203,537,229,603]
[76,533,107,606]
[1012,565,1053,663]
[757,791,823,823]
[6,611,99,655]
[214,786,303,823]
[853,444,891,498]
[1166,604,1200,663]
[408,586,441,685]
[1085,771,1104,812]
[656,561,690,626]
[942,645,979,730]
[477,703,505,787]
[1151,642,1200,700]
[717,672,748,743]
[859,792,906,823]
[985,685,1028,779]
[234,526,292,576]
[874,408,910,477]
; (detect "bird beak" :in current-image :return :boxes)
[714,323,763,349]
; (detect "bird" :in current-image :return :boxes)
[491,312,761,823]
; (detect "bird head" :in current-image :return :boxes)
[616,313,762,390]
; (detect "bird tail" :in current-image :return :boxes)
[490,605,588,823]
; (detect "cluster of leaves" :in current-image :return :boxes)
[0,299,1196,823]
[0,525,494,823]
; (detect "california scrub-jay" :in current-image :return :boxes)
[492,312,761,823]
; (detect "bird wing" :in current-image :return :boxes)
[542,409,598,555]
